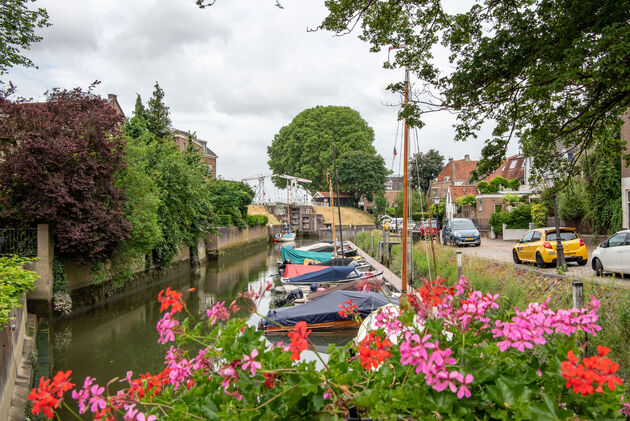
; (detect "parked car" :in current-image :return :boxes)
[384,218,415,232]
[591,230,630,276]
[419,220,438,237]
[441,218,481,247]
[512,227,588,268]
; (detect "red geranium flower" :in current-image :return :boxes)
[357,332,392,370]
[287,321,311,361]
[157,287,184,314]
[561,347,623,396]
[337,299,359,319]
[27,370,75,419]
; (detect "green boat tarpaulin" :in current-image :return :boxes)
[281,247,332,264]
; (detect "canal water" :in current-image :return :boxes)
[49,237,354,398]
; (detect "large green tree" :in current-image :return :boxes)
[409,149,444,192]
[318,0,630,184]
[267,105,377,192]
[126,90,216,267]
[0,0,49,76]
[336,150,387,204]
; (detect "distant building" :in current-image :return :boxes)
[172,129,218,179]
[384,175,403,207]
[431,155,478,202]
[312,191,354,207]
[106,94,125,118]
[622,110,630,229]
[483,154,527,185]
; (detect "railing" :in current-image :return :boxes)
[0,227,37,257]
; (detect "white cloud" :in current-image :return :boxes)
[7,0,515,182]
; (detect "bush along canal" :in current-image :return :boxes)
[29,235,630,420]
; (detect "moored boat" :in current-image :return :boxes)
[260,290,395,333]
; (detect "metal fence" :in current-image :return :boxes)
[0,227,37,257]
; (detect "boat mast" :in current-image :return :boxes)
[402,68,410,293]
[327,172,338,257]
[286,178,290,231]
[332,143,345,258]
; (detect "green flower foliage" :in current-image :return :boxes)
[0,256,37,327]
[39,281,626,420]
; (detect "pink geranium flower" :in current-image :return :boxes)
[241,349,262,376]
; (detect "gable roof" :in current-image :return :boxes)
[448,185,478,201]
[484,154,525,181]
[173,129,218,158]
[435,157,478,183]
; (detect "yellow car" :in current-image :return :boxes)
[512,227,588,268]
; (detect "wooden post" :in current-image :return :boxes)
[371,231,375,256]
[572,281,584,308]
[456,251,463,281]
[384,230,390,266]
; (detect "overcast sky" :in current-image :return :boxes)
[7,0,517,199]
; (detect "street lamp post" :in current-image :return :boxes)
[553,194,567,271]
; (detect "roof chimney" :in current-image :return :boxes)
[464,154,470,161]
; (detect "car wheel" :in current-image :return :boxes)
[577,257,587,266]
[593,258,603,277]
[535,252,546,269]
[451,238,457,247]
[512,250,522,264]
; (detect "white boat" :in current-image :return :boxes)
[275,231,296,242]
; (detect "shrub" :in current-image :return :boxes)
[531,203,548,228]
[0,256,37,327]
[246,215,269,227]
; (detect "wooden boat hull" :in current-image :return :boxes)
[275,233,296,242]
[261,319,360,333]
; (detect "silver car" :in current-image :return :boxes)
[592,230,630,276]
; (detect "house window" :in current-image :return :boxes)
[445,176,450,182]
[494,204,502,213]
[208,164,213,173]
[509,160,517,169]
[478,199,482,212]
[385,180,393,190]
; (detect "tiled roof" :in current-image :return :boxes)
[448,185,478,201]
[435,158,478,183]
[484,154,525,181]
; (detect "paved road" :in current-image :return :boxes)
[445,237,630,288]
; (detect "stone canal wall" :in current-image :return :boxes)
[205,225,271,256]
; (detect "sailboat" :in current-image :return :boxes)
[275,178,296,242]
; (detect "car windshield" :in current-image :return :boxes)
[545,231,578,241]
[423,222,437,228]
[452,220,475,230]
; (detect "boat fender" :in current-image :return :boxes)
[310,283,318,292]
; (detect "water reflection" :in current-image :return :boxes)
[50,239,326,385]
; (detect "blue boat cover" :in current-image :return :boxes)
[261,290,395,327]
[281,246,332,264]
[287,266,358,284]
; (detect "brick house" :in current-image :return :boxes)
[430,155,478,202]
[482,154,527,185]
[173,129,218,179]
[445,185,478,219]
[622,111,630,229]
